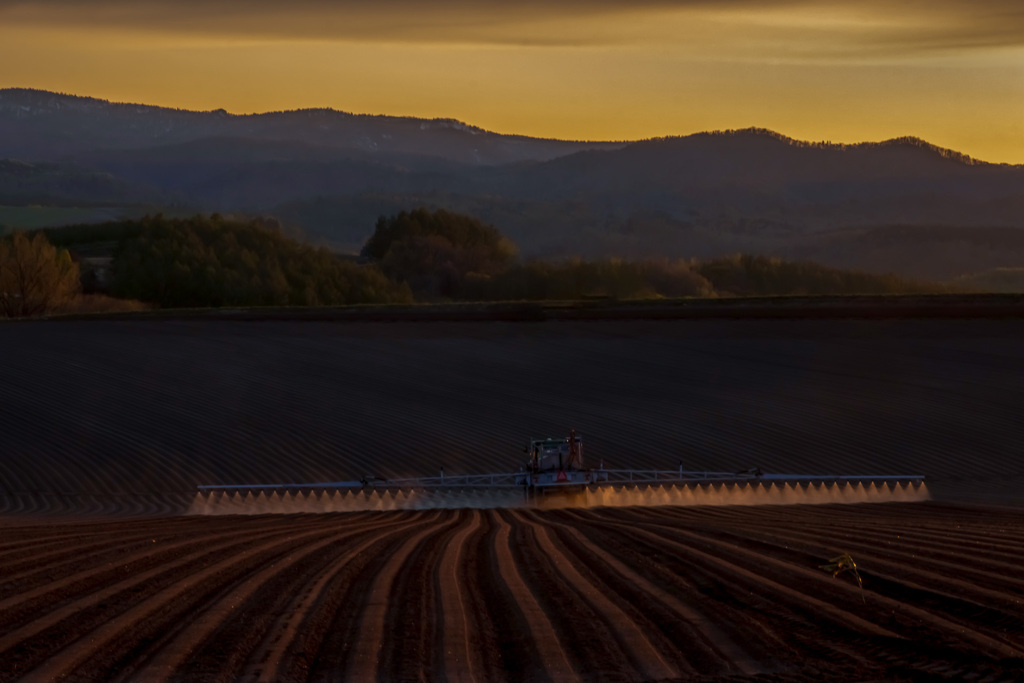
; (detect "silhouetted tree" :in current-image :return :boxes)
[0,230,80,317]
[362,208,517,298]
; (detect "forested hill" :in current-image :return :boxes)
[3,89,1024,283]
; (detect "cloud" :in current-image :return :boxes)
[0,0,754,48]
[0,1,668,46]
[843,0,1024,53]
[1,0,1022,53]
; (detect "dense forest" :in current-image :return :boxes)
[8,209,953,316]
[107,214,412,307]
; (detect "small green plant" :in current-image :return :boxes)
[820,553,865,603]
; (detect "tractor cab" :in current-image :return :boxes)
[518,429,598,492]
[528,431,583,472]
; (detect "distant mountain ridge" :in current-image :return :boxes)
[2,88,1023,281]
[0,88,621,165]
[668,128,993,166]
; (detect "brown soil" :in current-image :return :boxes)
[2,316,1024,514]
[2,315,1023,680]
[0,503,1022,682]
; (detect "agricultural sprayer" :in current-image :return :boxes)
[192,429,927,514]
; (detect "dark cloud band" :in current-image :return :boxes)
[2,0,1022,52]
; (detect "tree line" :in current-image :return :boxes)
[365,209,939,301]
[3,209,947,318]
[108,214,412,308]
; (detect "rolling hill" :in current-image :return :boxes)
[2,88,1023,280]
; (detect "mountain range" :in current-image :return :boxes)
[2,88,1023,280]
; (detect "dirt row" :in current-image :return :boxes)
[1,502,1022,682]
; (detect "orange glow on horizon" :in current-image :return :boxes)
[1,5,1023,163]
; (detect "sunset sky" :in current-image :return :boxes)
[2,0,1022,162]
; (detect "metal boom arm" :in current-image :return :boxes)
[197,469,924,493]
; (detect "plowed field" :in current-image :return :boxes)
[2,317,1024,514]
[3,316,1023,681]
[1,503,1022,682]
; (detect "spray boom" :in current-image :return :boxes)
[193,429,926,513]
